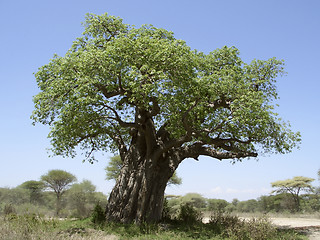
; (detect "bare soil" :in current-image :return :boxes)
[270,218,320,240]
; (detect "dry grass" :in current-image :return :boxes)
[0,213,308,240]
[0,215,118,240]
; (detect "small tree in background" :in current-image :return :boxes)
[67,179,97,218]
[41,169,77,215]
[19,180,45,205]
[317,169,320,193]
[207,199,229,213]
[180,193,207,209]
[271,176,314,212]
[178,203,203,224]
[91,203,106,225]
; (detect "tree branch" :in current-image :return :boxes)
[95,83,125,99]
[154,100,200,158]
[149,97,160,117]
[103,104,138,129]
[76,126,128,157]
[182,142,257,161]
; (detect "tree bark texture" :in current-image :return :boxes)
[105,151,176,223]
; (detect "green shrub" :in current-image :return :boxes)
[228,217,277,240]
[91,203,106,225]
[161,198,173,222]
[177,203,202,224]
[209,212,242,234]
[208,213,292,240]
[3,204,16,216]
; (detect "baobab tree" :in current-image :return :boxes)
[32,13,300,223]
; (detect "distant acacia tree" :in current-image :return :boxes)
[271,176,314,212]
[207,199,229,213]
[67,179,97,218]
[105,155,182,186]
[41,170,77,215]
[32,13,300,223]
[179,193,207,209]
[316,169,320,195]
[19,180,45,204]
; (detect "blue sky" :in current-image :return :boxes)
[0,0,319,201]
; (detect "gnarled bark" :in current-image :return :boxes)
[105,150,176,223]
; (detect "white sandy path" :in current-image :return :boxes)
[270,218,320,240]
[270,217,320,228]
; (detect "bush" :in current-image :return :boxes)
[161,198,173,222]
[91,204,106,225]
[208,213,283,240]
[209,212,242,234]
[177,203,202,224]
[3,204,16,216]
[230,217,278,240]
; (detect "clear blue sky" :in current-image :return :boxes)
[1,0,319,201]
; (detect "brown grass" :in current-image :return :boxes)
[0,216,118,240]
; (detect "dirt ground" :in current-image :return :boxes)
[203,217,320,239]
[270,218,320,240]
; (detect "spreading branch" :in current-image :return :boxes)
[182,142,258,161]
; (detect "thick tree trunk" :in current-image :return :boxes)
[105,152,175,223]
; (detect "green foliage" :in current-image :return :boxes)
[258,195,283,213]
[236,199,259,213]
[179,193,207,209]
[0,187,29,206]
[177,203,203,224]
[271,176,315,212]
[0,187,57,216]
[32,13,300,164]
[207,199,229,213]
[41,169,77,216]
[19,180,45,204]
[272,176,315,193]
[166,193,208,218]
[0,214,59,240]
[67,180,98,218]
[41,170,77,195]
[19,180,45,191]
[166,195,181,217]
[0,171,109,219]
[0,213,307,240]
[226,217,278,240]
[167,172,183,186]
[3,204,16,216]
[209,212,242,235]
[208,213,305,240]
[105,155,122,181]
[31,12,301,223]
[91,203,106,225]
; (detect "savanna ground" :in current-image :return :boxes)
[268,216,320,240]
[2,212,320,240]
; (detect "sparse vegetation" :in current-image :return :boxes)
[1,169,319,239]
[0,213,307,240]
